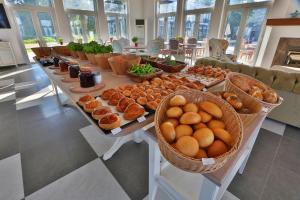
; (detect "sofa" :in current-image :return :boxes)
[195,57,300,128]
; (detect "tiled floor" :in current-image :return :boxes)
[0,64,300,200]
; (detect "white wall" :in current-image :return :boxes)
[127,0,145,44]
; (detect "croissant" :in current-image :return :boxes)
[92,107,112,120]
[124,103,145,120]
[101,89,117,100]
[108,92,124,106]
[116,97,135,112]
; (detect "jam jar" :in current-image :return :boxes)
[59,60,69,72]
[53,57,60,67]
[79,71,95,88]
[69,64,80,78]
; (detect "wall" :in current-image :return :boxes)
[127,0,145,44]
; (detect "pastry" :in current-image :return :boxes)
[179,112,202,124]
[108,92,125,106]
[212,128,233,146]
[116,97,135,113]
[78,95,94,106]
[175,125,193,140]
[263,89,278,103]
[83,100,102,113]
[175,136,199,157]
[250,89,263,101]
[147,101,158,110]
[101,89,117,100]
[199,101,223,118]
[239,107,251,114]
[183,103,198,113]
[223,92,237,99]
[169,95,187,106]
[207,140,228,158]
[146,94,155,101]
[98,113,121,130]
[176,85,190,90]
[194,149,208,159]
[122,89,131,97]
[166,107,183,118]
[193,128,215,148]
[193,122,207,130]
[231,76,250,92]
[160,122,176,143]
[208,120,225,129]
[198,111,212,123]
[165,119,179,127]
[124,103,145,120]
[226,96,243,110]
[92,107,112,120]
[137,97,147,105]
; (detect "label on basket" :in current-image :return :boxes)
[202,158,216,165]
[111,127,122,135]
[137,116,146,123]
[262,107,269,113]
[202,88,208,92]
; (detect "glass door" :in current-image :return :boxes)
[37,12,56,46]
[119,16,127,38]
[197,13,211,41]
[68,14,96,42]
[185,15,196,38]
[167,16,175,40]
[158,17,165,39]
[107,15,117,39]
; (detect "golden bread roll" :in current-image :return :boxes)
[208,120,225,129]
[179,112,201,124]
[175,125,193,140]
[171,143,177,149]
[231,76,250,92]
[193,122,207,130]
[198,111,212,123]
[166,107,183,118]
[263,89,278,104]
[226,96,243,110]
[160,122,176,143]
[194,149,208,159]
[169,95,187,106]
[175,136,199,157]
[193,128,214,148]
[223,92,237,99]
[199,101,223,118]
[212,128,233,146]
[207,140,228,158]
[183,103,198,113]
[165,119,179,127]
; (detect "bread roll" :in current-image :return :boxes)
[160,122,176,143]
[208,120,225,129]
[175,125,193,140]
[179,112,201,124]
[175,136,199,157]
[166,107,183,118]
[212,128,233,146]
[223,92,237,99]
[98,114,121,130]
[165,119,179,127]
[199,101,223,118]
[183,103,198,113]
[169,95,187,106]
[194,149,208,159]
[207,140,228,158]
[193,128,214,148]
[198,111,212,123]
[263,89,278,104]
[193,122,207,130]
[226,96,243,110]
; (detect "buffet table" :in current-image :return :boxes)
[36,57,267,200]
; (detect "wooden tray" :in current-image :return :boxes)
[175,72,224,88]
[69,83,105,93]
[61,76,79,83]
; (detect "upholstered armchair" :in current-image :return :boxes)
[208,38,236,63]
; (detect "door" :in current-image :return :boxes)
[69,14,96,42]
[185,14,196,38]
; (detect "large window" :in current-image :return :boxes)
[156,0,177,41]
[104,0,128,39]
[228,0,270,5]
[63,0,95,11]
[7,0,52,6]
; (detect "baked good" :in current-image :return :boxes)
[263,89,278,103]
[212,128,233,146]
[223,92,237,99]
[193,128,214,148]
[160,122,176,143]
[175,136,199,157]
[226,96,243,110]
[146,94,155,101]
[166,107,183,118]
[194,149,208,159]
[199,101,223,118]
[108,92,125,106]
[198,111,212,123]
[116,97,135,113]
[250,89,263,101]
[175,125,193,140]
[169,95,187,107]
[92,107,112,120]
[193,122,207,130]
[165,119,179,127]
[98,114,121,130]
[239,107,251,114]
[231,76,250,92]
[124,103,145,120]
[101,89,117,100]
[180,112,201,124]
[207,140,228,158]
[137,97,147,106]
[78,95,94,106]
[183,103,198,113]
[83,100,102,113]
[152,77,163,85]
[147,101,159,110]
[208,120,225,129]
[122,89,131,97]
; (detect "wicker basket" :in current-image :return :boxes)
[211,91,262,128]
[95,53,119,70]
[157,60,187,73]
[127,67,163,83]
[70,50,78,58]
[108,55,141,75]
[52,46,71,56]
[154,90,243,173]
[225,72,283,113]
[31,47,51,58]
[76,51,88,60]
[86,53,97,65]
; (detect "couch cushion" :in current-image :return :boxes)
[293,73,300,94]
[254,68,275,86]
[225,63,240,72]
[272,70,296,92]
[238,64,256,77]
[214,60,227,69]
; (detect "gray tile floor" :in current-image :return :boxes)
[0,64,300,200]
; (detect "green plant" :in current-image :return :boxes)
[129,64,155,75]
[82,41,99,54]
[94,44,113,54]
[67,42,83,51]
[132,36,138,43]
[58,37,63,43]
[164,55,177,66]
[176,36,183,41]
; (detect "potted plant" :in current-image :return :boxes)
[94,44,118,70]
[58,38,63,45]
[176,36,184,43]
[157,55,187,73]
[67,42,79,58]
[132,36,139,47]
[74,43,87,60]
[83,41,98,64]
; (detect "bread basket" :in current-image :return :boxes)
[154,90,243,173]
[127,67,163,83]
[225,72,283,113]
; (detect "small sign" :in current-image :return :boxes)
[96,97,101,100]
[202,88,208,92]
[111,127,122,135]
[137,116,146,123]
[262,107,269,113]
[202,158,215,165]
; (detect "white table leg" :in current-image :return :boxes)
[148,138,161,200]
[133,131,144,143]
[199,178,220,200]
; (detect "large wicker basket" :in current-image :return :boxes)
[127,67,163,83]
[76,51,88,60]
[225,72,283,113]
[108,55,141,75]
[70,50,78,58]
[154,90,243,173]
[156,60,187,73]
[86,53,97,65]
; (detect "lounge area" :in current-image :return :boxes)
[0,0,300,200]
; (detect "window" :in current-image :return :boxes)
[228,0,270,5]
[185,15,196,38]
[63,0,95,11]
[37,12,56,45]
[185,0,215,10]
[7,0,52,6]
[158,0,177,13]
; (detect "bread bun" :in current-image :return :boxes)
[92,107,112,120]
[250,88,263,101]
[231,76,250,92]
[179,112,201,124]
[98,114,121,130]
[193,122,207,130]
[165,119,179,127]
[212,128,233,146]
[263,89,278,104]
[198,111,212,123]
[208,120,225,129]
[84,100,102,113]
[199,101,223,118]
[193,128,214,148]
[183,103,198,113]
[223,92,237,99]
[78,95,94,106]
[166,107,183,118]
[175,125,193,140]
[194,149,208,159]
[169,95,187,106]
[175,136,199,157]
[207,140,228,158]
[226,96,243,110]
[160,122,176,143]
